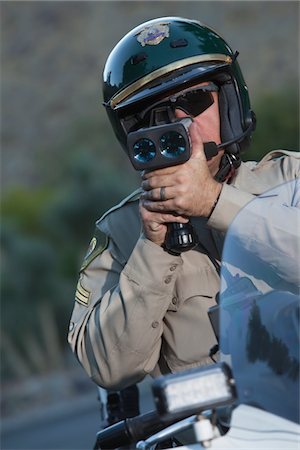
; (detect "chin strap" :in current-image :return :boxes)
[203,141,241,183]
[215,152,241,183]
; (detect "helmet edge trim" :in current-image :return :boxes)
[110,53,232,108]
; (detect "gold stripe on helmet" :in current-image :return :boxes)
[110,54,232,108]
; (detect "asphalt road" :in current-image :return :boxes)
[1,399,100,450]
[1,378,155,450]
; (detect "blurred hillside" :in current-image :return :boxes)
[1,1,299,191]
[0,0,299,424]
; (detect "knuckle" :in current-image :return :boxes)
[143,179,153,190]
[174,200,186,215]
[147,179,154,189]
[174,198,183,209]
[176,174,186,185]
[177,185,186,195]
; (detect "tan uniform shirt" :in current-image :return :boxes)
[68,150,300,389]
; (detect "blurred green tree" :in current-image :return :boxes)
[245,90,299,161]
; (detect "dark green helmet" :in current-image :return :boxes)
[102,17,255,158]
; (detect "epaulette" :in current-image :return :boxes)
[97,188,142,223]
[258,149,300,164]
[80,188,142,271]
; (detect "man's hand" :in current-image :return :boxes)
[139,203,189,247]
[140,121,222,219]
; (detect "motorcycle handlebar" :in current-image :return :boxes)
[94,409,183,449]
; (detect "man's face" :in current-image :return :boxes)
[175,86,221,143]
[126,81,224,174]
[175,82,223,176]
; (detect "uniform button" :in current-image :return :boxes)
[164,275,172,284]
[152,321,159,328]
[170,265,177,272]
[69,322,75,332]
[172,297,178,305]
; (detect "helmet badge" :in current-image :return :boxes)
[136,23,170,47]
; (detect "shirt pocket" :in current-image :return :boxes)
[176,263,219,304]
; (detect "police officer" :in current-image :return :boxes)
[68,17,300,405]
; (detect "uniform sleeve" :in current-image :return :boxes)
[208,151,300,233]
[229,179,300,289]
[68,231,183,390]
[208,183,255,232]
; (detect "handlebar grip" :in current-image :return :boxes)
[94,410,180,449]
[94,418,131,449]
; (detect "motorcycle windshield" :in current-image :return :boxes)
[219,179,300,424]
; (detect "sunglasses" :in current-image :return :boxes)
[168,82,219,116]
[137,82,219,126]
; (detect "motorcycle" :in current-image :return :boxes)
[94,180,300,450]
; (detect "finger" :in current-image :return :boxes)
[141,208,189,225]
[141,175,174,191]
[159,213,189,223]
[189,122,206,160]
[141,165,178,180]
[141,186,177,201]
[141,198,176,213]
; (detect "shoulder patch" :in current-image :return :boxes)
[80,189,141,271]
[80,227,108,272]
